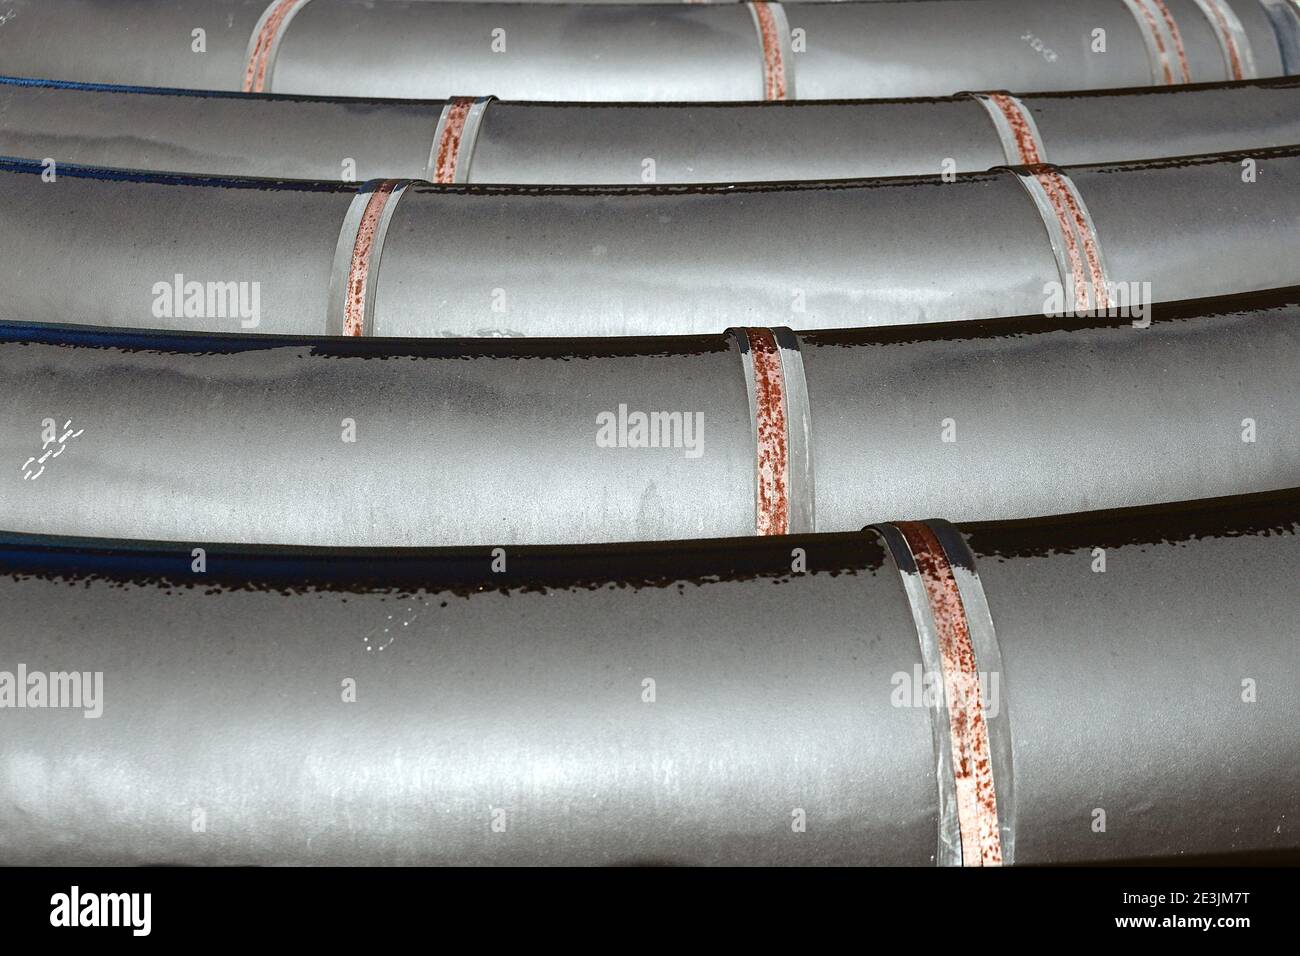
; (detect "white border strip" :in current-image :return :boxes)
[928,520,1016,866]
[326,179,415,336]
[872,523,964,867]
[772,327,815,535]
[427,96,495,184]
[1192,0,1259,79]
[746,1,795,101]
[243,0,313,94]
[967,92,1049,165]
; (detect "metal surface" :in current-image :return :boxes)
[1,146,1295,337]
[2,288,1296,547]
[2,0,1295,874]
[0,488,1294,864]
[0,0,1291,100]
[3,75,1299,184]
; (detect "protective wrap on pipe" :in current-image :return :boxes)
[0,488,1295,865]
[0,147,1296,336]
[2,288,1297,546]
[1,76,1299,184]
[0,0,1290,100]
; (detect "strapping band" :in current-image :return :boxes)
[243,0,313,94]
[326,179,415,336]
[1191,0,1258,80]
[872,520,1013,867]
[427,96,494,184]
[746,2,794,101]
[1120,0,1191,85]
[729,327,814,536]
[967,92,1048,165]
[1011,164,1112,314]
[1257,0,1300,74]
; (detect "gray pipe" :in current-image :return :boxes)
[0,0,1291,101]
[0,487,1294,864]
[4,287,1296,547]
[1,147,1296,337]
[2,75,1298,184]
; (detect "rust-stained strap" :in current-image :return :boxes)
[1120,0,1191,85]
[967,92,1048,165]
[729,327,814,536]
[427,96,494,185]
[1011,164,1112,314]
[746,2,794,101]
[1192,0,1258,80]
[872,520,1014,867]
[243,0,313,94]
[326,179,415,336]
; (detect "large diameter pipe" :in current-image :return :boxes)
[4,288,1297,547]
[0,0,1292,101]
[1,488,1295,865]
[2,75,1299,185]
[2,147,1296,338]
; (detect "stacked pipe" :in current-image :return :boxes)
[0,0,1297,868]
[3,75,1299,184]
[2,148,1297,336]
[3,490,1296,865]
[0,0,1295,99]
[4,288,1297,546]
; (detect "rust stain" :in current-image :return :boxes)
[1148,0,1192,83]
[896,521,1002,867]
[745,328,789,536]
[1052,173,1111,311]
[243,0,301,94]
[1029,165,1089,311]
[750,2,787,102]
[1199,0,1245,80]
[435,97,475,185]
[1133,0,1177,85]
[344,181,397,337]
[1028,166,1109,312]
[988,94,1043,165]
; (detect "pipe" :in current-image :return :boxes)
[4,287,1297,547]
[0,0,1292,101]
[1,146,1295,337]
[2,75,1299,185]
[0,486,1295,864]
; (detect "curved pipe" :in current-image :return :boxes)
[1,147,1296,337]
[3,287,1297,547]
[2,75,1299,184]
[0,487,1295,864]
[0,0,1291,101]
